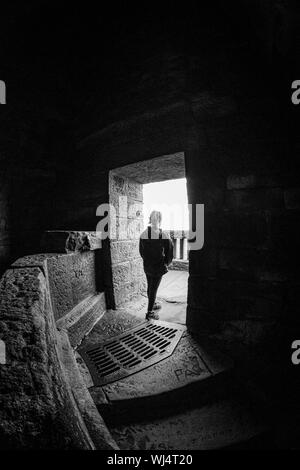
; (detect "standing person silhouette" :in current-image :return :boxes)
[139,210,174,320]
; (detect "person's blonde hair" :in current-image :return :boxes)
[149,210,162,226]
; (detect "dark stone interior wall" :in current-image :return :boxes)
[0,163,9,274]
[51,1,299,349]
[0,116,72,275]
[1,2,299,346]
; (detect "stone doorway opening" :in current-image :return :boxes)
[108,152,188,325]
[143,177,189,324]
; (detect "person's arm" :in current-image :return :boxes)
[164,236,174,266]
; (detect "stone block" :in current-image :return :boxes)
[130,258,144,277]
[187,276,213,312]
[41,231,102,253]
[114,276,144,307]
[219,248,264,281]
[112,261,132,288]
[188,276,283,323]
[219,320,275,346]
[47,251,97,321]
[286,284,300,324]
[197,187,224,212]
[12,253,58,270]
[66,294,106,348]
[270,212,300,250]
[227,174,256,190]
[189,247,217,277]
[186,306,217,333]
[127,199,143,219]
[109,174,127,196]
[169,259,189,271]
[110,194,143,220]
[110,240,140,264]
[0,267,94,449]
[284,188,300,210]
[233,281,284,321]
[218,212,269,248]
[225,188,283,211]
[115,217,144,241]
[127,180,143,201]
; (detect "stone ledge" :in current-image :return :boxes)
[0,266,95,449]
[58,330,119,450]
[56,293,107,348]
[41,231,102,253]
[170,260,189,271]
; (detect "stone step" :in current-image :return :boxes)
[108,395,268,450]
[76,309,234,424]
[56,293,106,348]
[83,327,233,421]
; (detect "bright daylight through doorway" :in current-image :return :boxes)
[143,177,189,325]
[143,178,189,231]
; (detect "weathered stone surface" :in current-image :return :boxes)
[111,152,185,184]
[227,174,256,190]
[217,319,277,346]
[109,171,145,306]
[225,188,284,211]
[218,212,269,248]
[56,293,107,348]
[188,275,284,323]
[58,330,118,450]
[189,247,217,277]
[188,277,212,313]
[47,251,97,321]
[0,245,10,277]
[109,174,127,196]
[110,398,265,450]
[219,248,264,281]
[112,259,144,290]
[0,181,10,275]
[109,194,143,221]
[284,188,300,210]
[0,267,94,449]
[227,174,298,191]
[169,259,189,271]
[115,217,144,240]
[114,277,145,307]
[78,309,143,350]
[11,253,63,274]
[110,240,140,263]
[197,187,224,212]
[112,261,131,287]
[127,180,143,201]
[41,231,102,253]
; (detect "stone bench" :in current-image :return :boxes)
[0,231,118,450]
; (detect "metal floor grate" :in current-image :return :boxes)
[79,321,183,386]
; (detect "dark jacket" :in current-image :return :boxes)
[139,226,174,277]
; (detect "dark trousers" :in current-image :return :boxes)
[146,274,162,312]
